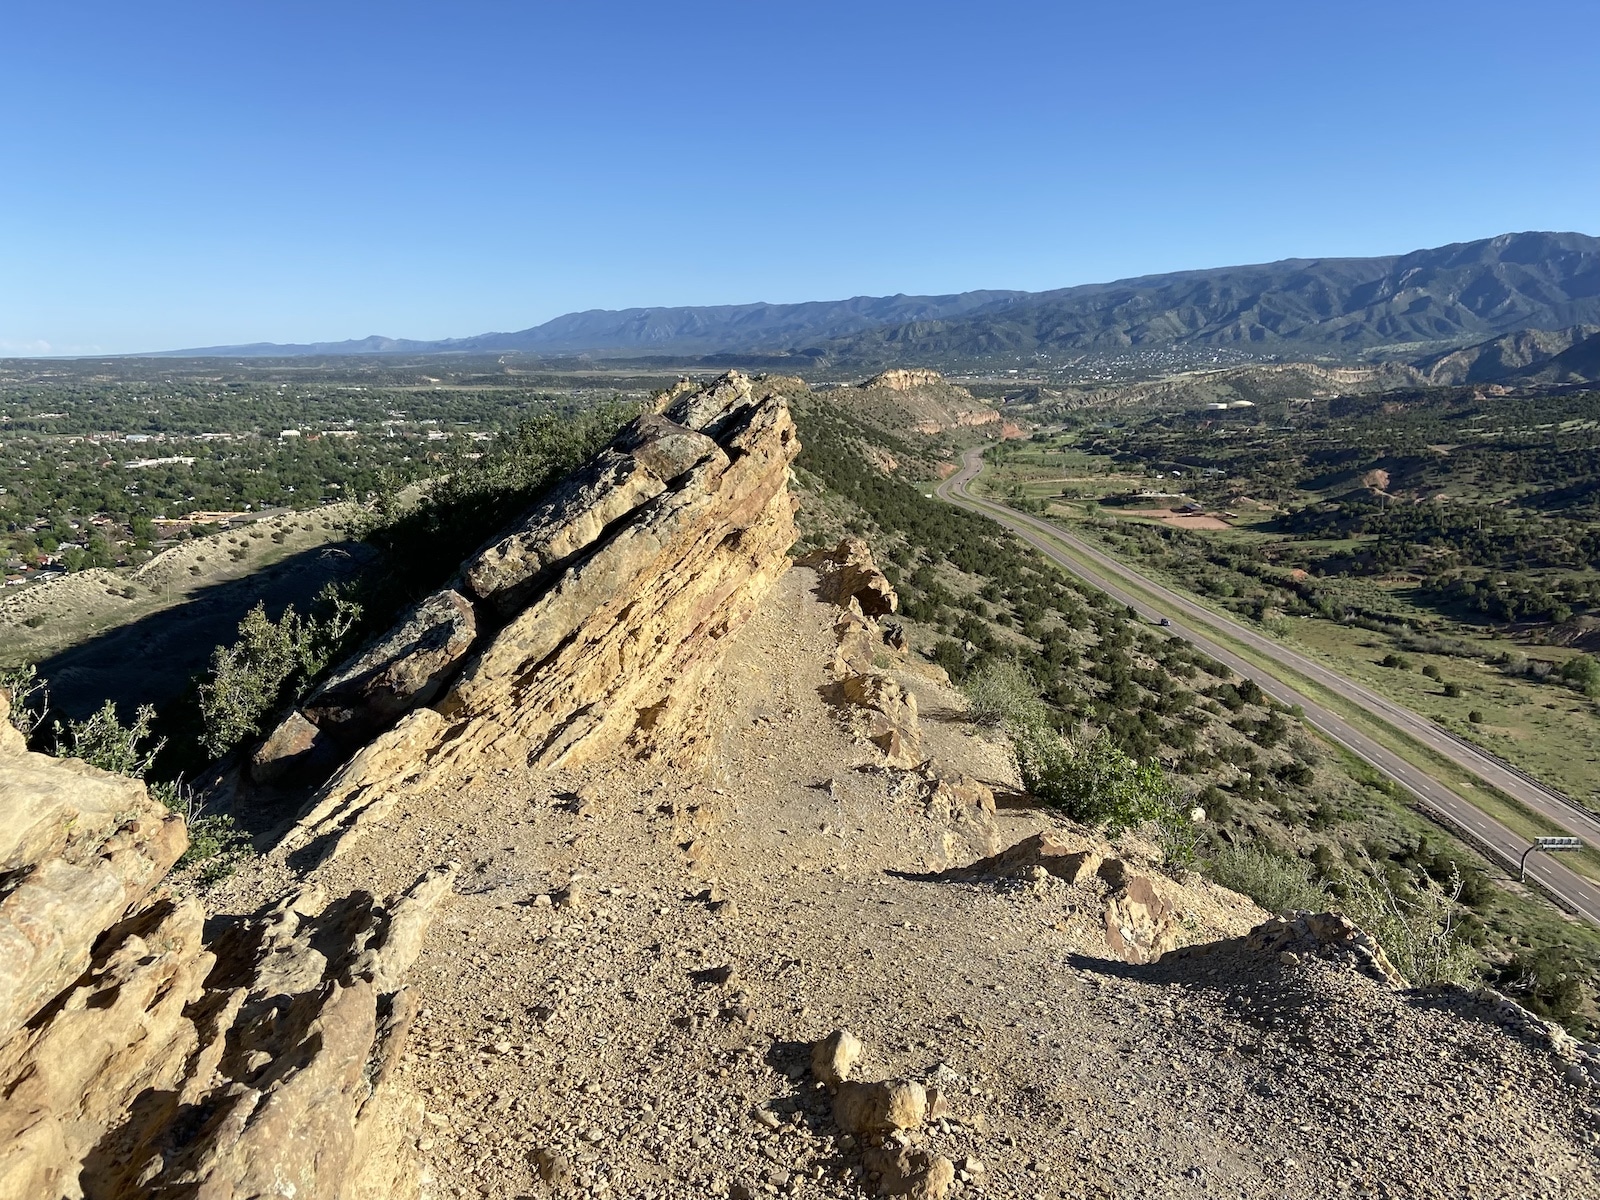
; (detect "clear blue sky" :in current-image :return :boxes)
[4,1,1596,354]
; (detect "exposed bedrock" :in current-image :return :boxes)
[276,372,802,860]
[0,694,454,1200]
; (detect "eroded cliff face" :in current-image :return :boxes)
[0,693,454,1200]
[277,372,802,864]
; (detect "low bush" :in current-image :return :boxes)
[1203,842,1328,915]
[1335,860,1478,987]
[961,659,1046,728]
[198,585,362,759]
[53,701,164,779]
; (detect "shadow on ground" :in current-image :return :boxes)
[34,541,377,720]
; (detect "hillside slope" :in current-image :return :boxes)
[818,232,1600,362]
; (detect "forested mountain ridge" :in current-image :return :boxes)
[820,231,1600,362]
[153,292,1035,358]
[151,231,1600,363]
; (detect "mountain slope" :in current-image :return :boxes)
[153,292,1034,358]
[148,231,1600,361]
[817,231,1600,362]
[1414,324,1600,384]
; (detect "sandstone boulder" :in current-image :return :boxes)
[0,701,187,1046]
[833,1079,927,1135]
[840,672,922,768]
[862,1145,956,1199]
[811,1028,863,1087]
[958,830,1101,886]
[304,587,477,740]
[251,708,339,784]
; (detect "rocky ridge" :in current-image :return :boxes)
[4,373,1600,1199]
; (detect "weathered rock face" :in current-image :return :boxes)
[0,695,451,1200]
[282,373,802,862]
[804,537,898,617]
[861,368,947,393]
[0,695,187,1046]
[462,411,725,618]
[303,587,478,741]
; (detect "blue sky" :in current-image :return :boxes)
[3,1,1596,354]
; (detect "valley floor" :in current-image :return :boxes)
[209,567,1600,1200]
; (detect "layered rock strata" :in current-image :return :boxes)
[278,373,802,861]
[0,695,453,1200]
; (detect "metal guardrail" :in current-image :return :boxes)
[1431,723,1600,823]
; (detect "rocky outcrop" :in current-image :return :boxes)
[804,537,897,617]
[804,540,926,769]
[0,695,187,1044]
[861,369,948,393]
[302,587,478,741]
[1243,910,1405,987]
[0,695,451,1200]
[279,373,802,861]
[954,828,1263,964]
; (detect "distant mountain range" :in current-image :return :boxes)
[151,230,1600,365]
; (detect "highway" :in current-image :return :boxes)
[937,447,1600,927]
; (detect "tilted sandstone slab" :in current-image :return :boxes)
[280,374,801,862]
[301,587,478,743]
[438,387,798,770]
[463,411,727,617]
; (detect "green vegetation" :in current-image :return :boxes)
[52,700,164,779]
[979,385,1600,807]
[792,386,1600,1031]
[198,589,363,758]
[1204,843,1330,915]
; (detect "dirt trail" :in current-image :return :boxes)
[209,567,1600,1200]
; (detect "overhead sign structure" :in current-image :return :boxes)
[1520,836,1584,881]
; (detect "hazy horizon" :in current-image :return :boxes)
[5,0,1598,355]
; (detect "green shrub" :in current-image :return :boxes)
[1335,860,1478,987]
[1015,724,1176,833]
[53,701,164,779]
[1443,682,1462,698]
[1560,654,1600,699]
[0,664,48,741]
[150,779,256,885]
[1203,842,1328,915]
[1497,948,1586,1025]
[961,659,1046,728]
[198,586,362,759]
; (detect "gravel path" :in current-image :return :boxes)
[209,567,1600,1199]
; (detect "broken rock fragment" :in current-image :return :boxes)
[833,1079,927,1135]
[810,1028,863,1087]
[863,1145,956,1200]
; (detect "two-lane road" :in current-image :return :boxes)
[937,447,1600,927]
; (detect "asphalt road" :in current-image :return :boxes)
[937,447,1600,927]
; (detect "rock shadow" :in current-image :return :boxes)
[35,541,376,720]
